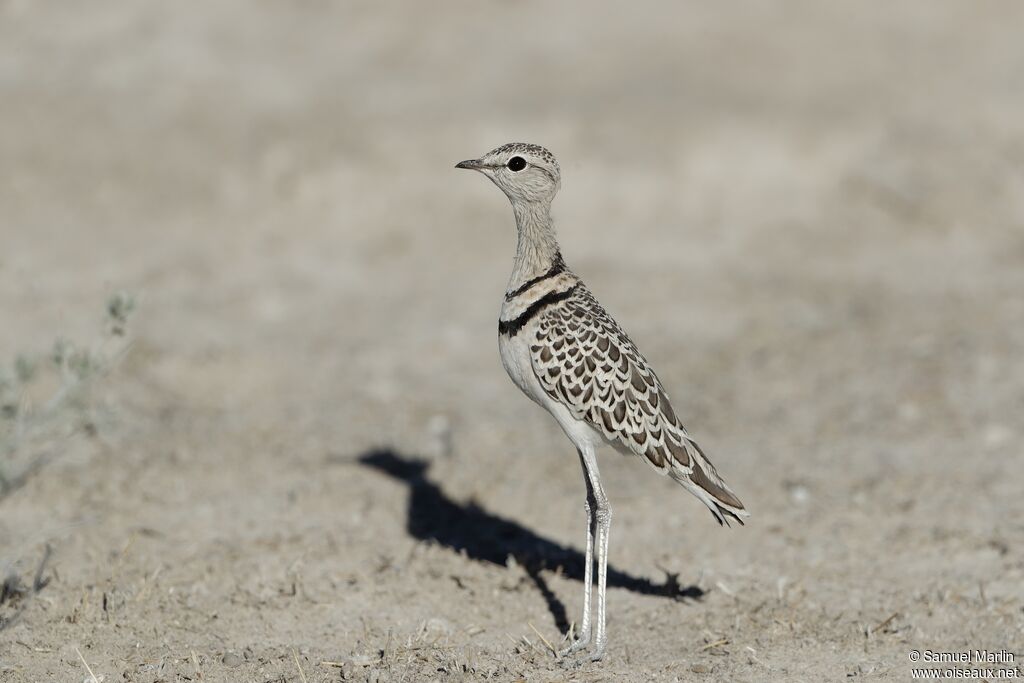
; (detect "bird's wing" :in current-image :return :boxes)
[529,284,747,524]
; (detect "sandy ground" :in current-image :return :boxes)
[1,2,1023,681]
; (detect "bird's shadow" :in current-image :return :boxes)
[355,449,704,633]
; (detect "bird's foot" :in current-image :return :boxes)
[585,634,606,663]
[557,628,591,660]
[557,639,588,659]
[558,646,606,668]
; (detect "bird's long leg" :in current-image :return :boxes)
[579,445,611,661]
[559,449,596,657]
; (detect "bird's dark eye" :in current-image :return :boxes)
[507,156,526,172]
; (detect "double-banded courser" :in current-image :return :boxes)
[456,143,747,661]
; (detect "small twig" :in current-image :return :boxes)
[397,654,416,683]
[746,645,769,668]
[520,635,542,655]
[527,622,556,657]
[119,535,136,563]
[699,638,729,652]
[871,612,899,634]
[33,543,52,592]
[320,661,344,667]
[292,649,308,683]
[190,650,202,679]
[715,581,735,597]
[75,646,100,683]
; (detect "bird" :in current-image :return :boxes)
[455,143,747,662]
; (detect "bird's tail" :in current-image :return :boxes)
[668,438,748,527]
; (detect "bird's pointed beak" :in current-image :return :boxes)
[455,158,485,170]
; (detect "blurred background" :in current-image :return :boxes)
[1,2,1022,681]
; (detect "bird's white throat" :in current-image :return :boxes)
[509,200,562,295]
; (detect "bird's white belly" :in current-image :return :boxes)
[498,324,608,452]
[498,329,546,406]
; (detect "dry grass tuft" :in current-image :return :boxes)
[0,293,136,499]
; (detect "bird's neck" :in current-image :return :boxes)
[509,201,563,294]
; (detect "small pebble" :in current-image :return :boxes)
[221,653,243,667]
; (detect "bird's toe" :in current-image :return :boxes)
[558,634,590,659]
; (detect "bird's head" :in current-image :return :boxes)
[455,142,561,206]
